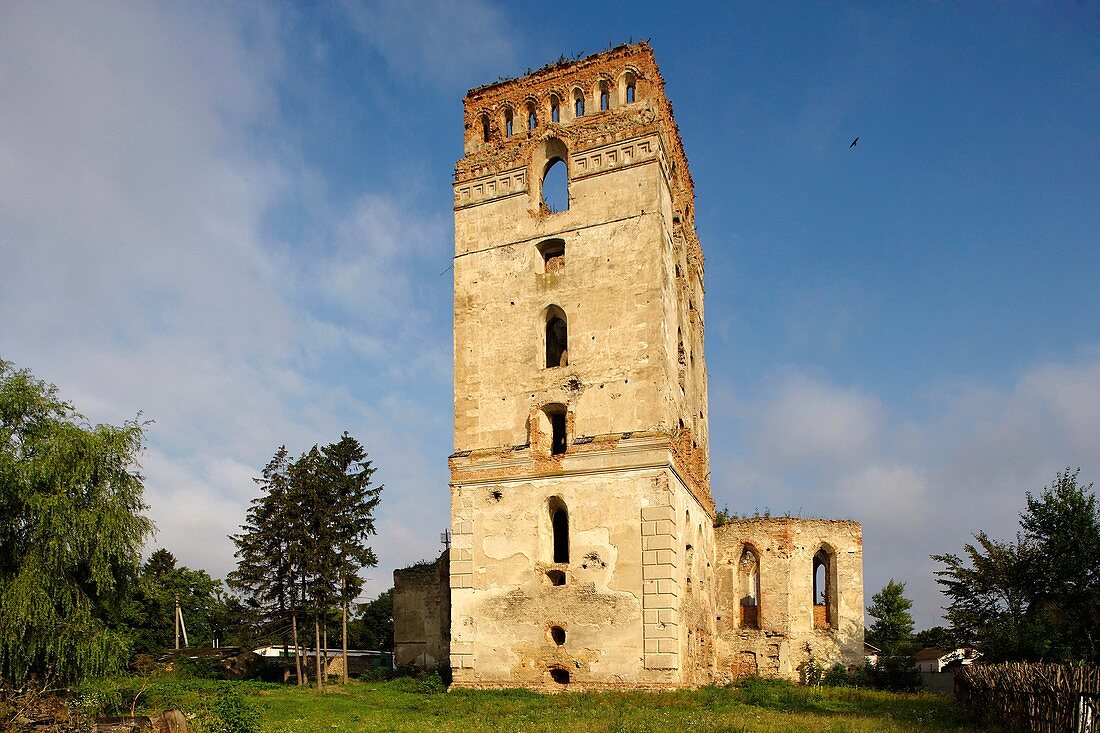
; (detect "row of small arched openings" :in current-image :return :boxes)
[477,69,641,143]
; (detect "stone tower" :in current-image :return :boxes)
[447,43,717,689]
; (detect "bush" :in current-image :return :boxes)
[822,663,852,687]
[73,677,126,718]
[193,684,261,733]
[414,672,447,694]
[173,656,229,680]
[359,666,395,682]
[856,657,922,692]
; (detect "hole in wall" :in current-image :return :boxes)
[550,626,566,645]
[546,569,566,586]
[550,668,570,684]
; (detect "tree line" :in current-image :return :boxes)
[0,358,390,689]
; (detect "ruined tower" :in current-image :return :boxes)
[393,43,865,689]
[448,44,716,689]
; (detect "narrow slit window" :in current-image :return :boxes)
[600,85,609,110]
[626,83,636,103]
[527,103,537,131]
[813,548,834,629]
[574,91,584,117]
[481,114,490,142]
[739,548,760,630]
[505,109,513,137]
[550,499,569,562]
[549,411,566,455]
[551,101,560,123]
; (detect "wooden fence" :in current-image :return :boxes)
[956,662,1100,732]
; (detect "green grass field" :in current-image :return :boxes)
[240,677,998,733]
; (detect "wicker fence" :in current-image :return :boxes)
[956,662,1100,733]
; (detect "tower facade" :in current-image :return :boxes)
[448,44,717,688]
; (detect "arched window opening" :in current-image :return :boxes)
[550,95,561,123]
[546,569,566,586]
[739,547,760,630]
[599,82,610,111]
[573,89,585,117]
[504,108,513,138]
[550,497,569,563]
[550,667,570,684]
[545,308,568,368]
[813,548,834,629]
[549,626,566,645]
[537,238,565,273]
[542,158,568,213]
[527,102,537,131]
[480,114,490,142]
[626,82,636,103]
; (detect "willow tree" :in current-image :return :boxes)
[0,359,152,686]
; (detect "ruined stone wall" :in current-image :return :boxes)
[712,518,864,683]
[449,464,713,689]
[393,551,450,670]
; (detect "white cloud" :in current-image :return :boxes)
[715,355,1100,627]
[0,2,451,593]
[752,371,883,468]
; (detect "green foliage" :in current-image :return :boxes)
[713,504,732,527]
[173,655,229,680]
[822,662,851,687]
[857,658,923,693]
[932,468,1100,662]
[866,579,917,656]
[349,588,393,651]
[193,685,261,733]
[123,549,239,654]
[229,435,382,685]
[912,625,958,650]
[0,358,153,686]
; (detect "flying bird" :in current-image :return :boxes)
[850,137,859,148]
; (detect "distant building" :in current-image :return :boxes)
[913,647,983,673]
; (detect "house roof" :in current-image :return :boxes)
[913,647,947,661]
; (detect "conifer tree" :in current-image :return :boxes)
[866,579,916,656]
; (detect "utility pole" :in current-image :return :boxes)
[174,592,189,648]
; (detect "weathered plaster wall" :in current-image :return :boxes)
[713,518,864,683]
[449,465,713,689]
[393,551,450,670]
[452,43,709,481]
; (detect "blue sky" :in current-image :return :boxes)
[1,1,1096,628]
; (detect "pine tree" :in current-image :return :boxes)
[866,579,916,656]
[231,434,382,689]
